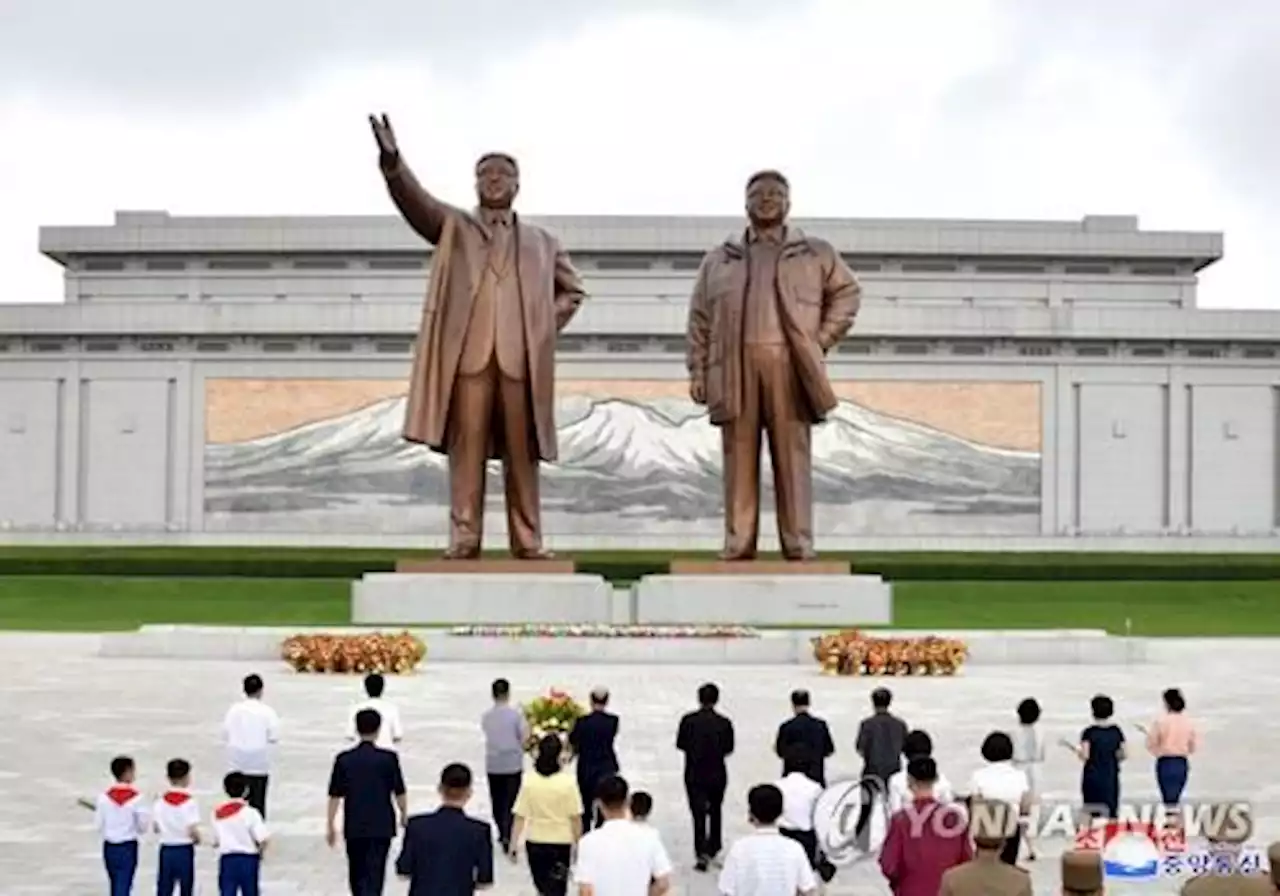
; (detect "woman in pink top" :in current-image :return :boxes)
[1145,688,1196,807]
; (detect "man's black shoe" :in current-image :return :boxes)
[694,857,709,872]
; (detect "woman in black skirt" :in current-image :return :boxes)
[1075,694,1125,819]
[509,735,582,896]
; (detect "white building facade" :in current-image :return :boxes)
[0,209,1276,551]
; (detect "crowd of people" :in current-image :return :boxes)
[88,672,1280,895]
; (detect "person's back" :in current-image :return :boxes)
[938,856,1032,896]
[718,784,816,896]
[481,701,525,774]
[880,758,971,896]
[352,674,402,749]
[575,776,672,896]
[331,742,404,839]
[571,710,619,770]
[223,685,279,775]
[774,690,833,784]
[515,767,580,840]
[677,704,733,777]
[396,764,493,896]
[857,688,908,782]
[937,802,1031,896]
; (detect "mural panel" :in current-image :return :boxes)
[203,379,1042,536]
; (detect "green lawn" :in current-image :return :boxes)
[0,576,1274,635]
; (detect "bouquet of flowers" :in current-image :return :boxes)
[522,688,586,752]
[811,630,967,676]
[280,631,426,674]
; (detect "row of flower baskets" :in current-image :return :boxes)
[812,630,968,676]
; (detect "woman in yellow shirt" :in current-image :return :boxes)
[509,735,584,896]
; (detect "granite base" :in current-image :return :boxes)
[631,574,893,626]
[351,573,624,625]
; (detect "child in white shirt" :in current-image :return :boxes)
[212,772,269,895]
[1011,698,1046,860]
[153,758,200,896]
[92,755,149,896]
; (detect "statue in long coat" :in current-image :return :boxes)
[369,114,587,559]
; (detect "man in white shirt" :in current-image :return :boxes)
[576,775,672,896]
[223,673,281,818]
[776,748,824,869]
[719,784,817,896]
[350,672,403,750]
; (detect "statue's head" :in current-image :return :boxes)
[745,169,790,228]
[475,152,520,210]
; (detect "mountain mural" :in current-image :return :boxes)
[203,394,1041,535]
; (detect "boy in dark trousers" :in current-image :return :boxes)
[153,758,201,896]
[212,772,270,896]
[92,755,149,896]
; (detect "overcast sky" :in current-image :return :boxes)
[2,0,1276,307]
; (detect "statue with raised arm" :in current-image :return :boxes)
[686,170,861,561]
[369,114,587,559]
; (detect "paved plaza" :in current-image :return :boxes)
[0,634,1275,894]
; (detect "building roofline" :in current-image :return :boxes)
[38,210,1224,269]
[2,301,1274,342]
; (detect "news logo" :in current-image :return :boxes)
[1071,802,1260,882]
[812,776,888,866]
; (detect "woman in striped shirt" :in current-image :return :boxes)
[1144,688,1197,807]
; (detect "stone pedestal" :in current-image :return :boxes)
[669,559,851,575]
[351,573,623,625]
[395,557,576,574]
[632,574,892,626]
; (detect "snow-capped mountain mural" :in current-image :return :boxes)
[203,392,1041,535]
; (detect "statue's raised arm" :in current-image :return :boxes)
[369,113,456,245]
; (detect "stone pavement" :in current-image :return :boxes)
[0,634,1275,895]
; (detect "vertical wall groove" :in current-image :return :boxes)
[1161,383,1171,528]
[1186,385,1195,529]
[1072,382,1082,529]
[53,378,65,524]
[165,377,177,526]
[76,378,89,524]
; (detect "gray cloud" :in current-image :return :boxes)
[1,0,790,108]
[998,0,1280,203]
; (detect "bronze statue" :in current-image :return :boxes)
[369,114,587,559]
[686,170,861,561]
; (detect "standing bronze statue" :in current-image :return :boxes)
[369,114,587,559]
[686,170,861,561]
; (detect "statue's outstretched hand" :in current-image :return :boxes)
[690,379,707,405]
[369,113,400,163]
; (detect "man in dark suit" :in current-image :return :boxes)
[676,682,735,871]
[327,708,408,896]
[567,686,619,831]
[396,763,494,896]
[774,689,835,785]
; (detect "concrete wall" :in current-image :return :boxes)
[1,350,1275,549]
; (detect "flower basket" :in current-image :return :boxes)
[523,688,586,753]
[811,630,967,676]
[280,631,426,674]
